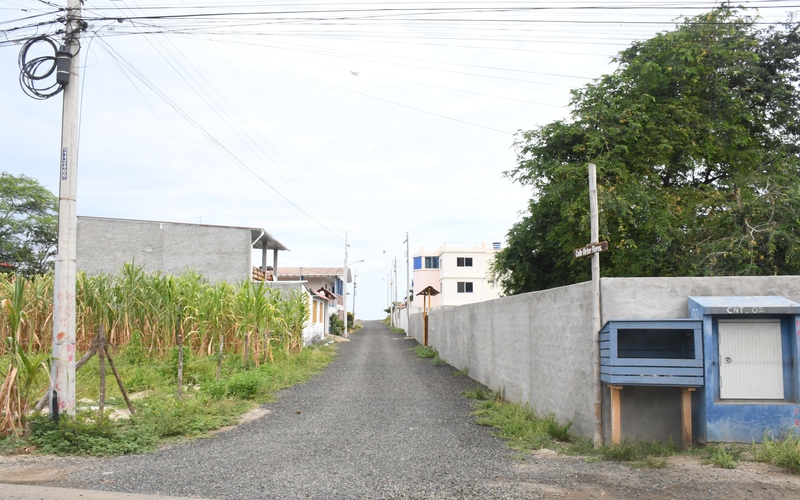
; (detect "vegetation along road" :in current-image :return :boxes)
[2,320,800,499]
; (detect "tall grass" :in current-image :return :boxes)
[0,266,312,436]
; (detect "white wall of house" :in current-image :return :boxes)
[410,242,501,310]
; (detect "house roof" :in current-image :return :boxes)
[77,215,289,251]
[278,267,351,282]
[317,288,338,300]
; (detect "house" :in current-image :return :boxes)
[276,267,351,320]
[261,280,330,345]
[76,216,288,283]
[408,242,501,312]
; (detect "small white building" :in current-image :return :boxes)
[408,242,501,312]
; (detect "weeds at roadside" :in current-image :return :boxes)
[1,343,336,456]
[452,367,469,376]
[463,386,493,401]
[432,354,447,367]
[390,326,405,335]
[753,432,800,473]
[413,345,436,358]
[705,444,741,469]
[469,398,574,452]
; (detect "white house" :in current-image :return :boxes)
[408,242,501,312]
[277,267,351,323]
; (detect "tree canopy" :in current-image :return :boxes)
[0,173,57,275]
[491,6,800,296]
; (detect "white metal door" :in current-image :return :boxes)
[718,320,783,400]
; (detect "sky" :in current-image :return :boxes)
[2,1,799,319]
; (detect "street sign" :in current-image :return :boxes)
[573,241,608,258]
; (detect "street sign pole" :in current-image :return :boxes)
[589,162,602,448]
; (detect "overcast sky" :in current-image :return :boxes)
[2,1,798,319]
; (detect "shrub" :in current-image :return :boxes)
[329,313,343,336]
[27,413,158,456]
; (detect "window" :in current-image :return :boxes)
[425,256,440,269]
[413,256,422,270]
[457,257,473,267]
[457,281,473,293]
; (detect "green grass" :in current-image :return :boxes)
[753,432,800,473]
[452,367,469,376]
[462,386,493,401]
[432,354,447,367]
[704,443,741,469]
[464,393,685,469]
[464,391,800,475]
[413,345,436,358]
[390,326,406,335]
[471,399,574,451]
[1,343,336,456]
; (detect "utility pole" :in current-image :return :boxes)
[389,270,394,328]
[405,232,410,336]
[589,163,603,448]
[343,230,349,338]
[393,258,398,328]
[50,0,82,417]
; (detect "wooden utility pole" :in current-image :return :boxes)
[589,162,603,448]
[50,0,82,417]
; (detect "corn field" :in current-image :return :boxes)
[0,265,310,435]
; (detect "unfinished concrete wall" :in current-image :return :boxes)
[77,217,251,283]
[410,275,800,442]
[411,282,596,437]
[600,276,800,320]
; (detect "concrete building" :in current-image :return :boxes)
[408,242,501,312]
[76,216,288,283]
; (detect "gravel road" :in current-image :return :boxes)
[50,320,527,499]
[2,320,800,499]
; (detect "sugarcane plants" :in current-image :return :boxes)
[0,275,49,436]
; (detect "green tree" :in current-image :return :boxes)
[491,7,800,295]
[0,173,57,275]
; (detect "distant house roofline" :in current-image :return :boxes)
[77,215,289,251]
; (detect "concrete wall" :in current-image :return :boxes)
[77,217,252,283]
[410,275,800,443]
[411,282,596,437]
[600,276,800,320]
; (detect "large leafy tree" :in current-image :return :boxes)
[491,7,800,295]
[0,173,57,275]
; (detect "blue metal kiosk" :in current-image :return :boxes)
[689,296,800,443]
